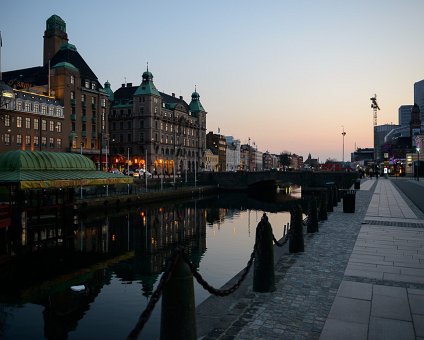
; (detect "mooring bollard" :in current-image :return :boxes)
[326,187,334,213]
[332,184,338,207]
[160,253,196,340]
[319,191,328,221]
[253,213,275,293]
[289,205,304,253]
[306,196,319,233]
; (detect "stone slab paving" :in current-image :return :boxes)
[321,179,424,340]
[199,182,374,339]
[198,178,424,340]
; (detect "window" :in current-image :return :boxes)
[25,118,31,129]
[81,94,85,102]
[34,136,39,147]
[85,80,89,88]
[25,135,31,146]
[42,136,47,147]
[57,108,63,117]
[16,116,22,128]
[16,101,22,111]
[139,133,144,142]
[128,134,132,142]
[17,134,22,145]
[49,107,54,116]
[4,134,10,145]
[34,118,39,130]
[41,119,47,131]
[41,105,47,115]
[70,91,75,100]
[91,97,95,105]
[25,102,31,112]
[34,104,39,113]
[49,121,54,132]
[91,82,96,90]
[4,114,10,127]
[57,139,62,148]
[49,137,54,148]
[70,75,74,84]
[140,107,144,114]
[127,121,132,129]
[101,98,106,107]
[56,122,62,133]
[140,120,144,128]
[154,107,158,113]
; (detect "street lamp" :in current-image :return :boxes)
[417,147,420,181]
[341,126,346,162]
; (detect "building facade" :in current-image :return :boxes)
[2,15,109,167]
[225,136,240,171]
[398,105,413,127]
[0,89,64,152]
[108,71,207,175]
[206,132,226,171]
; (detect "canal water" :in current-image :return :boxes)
[0,187,300,339]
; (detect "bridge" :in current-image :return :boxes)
[194,170,358,191]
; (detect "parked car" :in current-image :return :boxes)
[137,169,153,178]
[109,168,122,174]
[123,169,134,176]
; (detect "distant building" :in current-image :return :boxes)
[204,148,218,171]
[398,105,413,127]
[351,148,374,164]
[225,136,241,171]
[303,153,319,170]
[263,151,279,170]
[206,132,226,171]
[290,154,303,170]
[414,80,424,123]
[109,73,207,175]
[374,124,399,161]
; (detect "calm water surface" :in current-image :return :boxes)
[0,189,300,339]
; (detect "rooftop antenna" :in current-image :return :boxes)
[370,94,380,126]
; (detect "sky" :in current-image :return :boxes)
[1,0,424,161]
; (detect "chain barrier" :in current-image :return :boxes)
[127,248,183,339]
[127,210,310,339]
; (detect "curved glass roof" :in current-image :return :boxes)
[0,150,96,171]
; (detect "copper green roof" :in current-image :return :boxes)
[134,70,160,96]
[46,15,66,33]
[52,61,79,72]
[189,91,205,113]
[0,151,132,189]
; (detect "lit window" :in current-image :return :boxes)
[49,107,54,116]
[17,134,22,145]
[71,91,75,100]
[70,75,74,84]
[34,104,39,113]
[41,106,47,114]
[34,118,39,130]
[25,118,31,129]
[25,102,31,112]
[57,139,62,148]
[49,137,54,147]
[25,135,31,146]
[42,119,47,131]
[91,82,96,90]
[16,101,22,111]
[4,134,10,145]
[85,80,89,88]
[34,136,39,147]
[42,136,47,147]
[4,114,10,127]
[82,94,85,102]
[56,122,62,132]
[49,121,54,131]
[17,116,22,128]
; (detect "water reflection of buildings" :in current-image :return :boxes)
[0,201,208,338]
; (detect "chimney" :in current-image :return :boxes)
[172,93,175,97]
[179,96,183,100]
[127,83,132,87]
[121,84,125,88]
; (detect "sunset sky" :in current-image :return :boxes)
[2,1,424,161]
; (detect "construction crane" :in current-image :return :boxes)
[370,94,380,126]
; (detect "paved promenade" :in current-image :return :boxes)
[197,177,424,340]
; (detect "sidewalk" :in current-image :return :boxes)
[198,178,424,340]
[321,178,424,340]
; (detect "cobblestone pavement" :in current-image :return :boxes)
[200,183,375,340]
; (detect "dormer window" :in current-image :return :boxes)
[85,80,89,88]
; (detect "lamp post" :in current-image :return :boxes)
[341,126,346,163]
[417,147,421,181]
